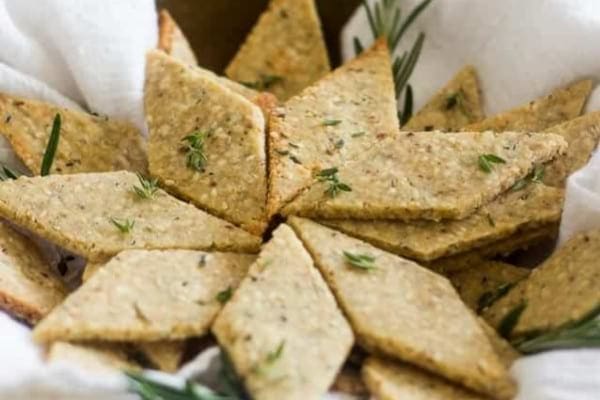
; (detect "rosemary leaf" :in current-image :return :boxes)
[477,282,515,313]
[353,37,365,55]
[0,165,18,181]
[317,167,352,198]
[498,301,527,339]
[322,119,342,127]
[391,0,434,50]
[216,287,233,304]
[133,173,159,199]
[40,113,61,176]
[343,251,377,271]
[182,131,208,172]
[478,154,506,173]
[126,372,236,400]
[110,217,135,234]
[400,84,414,126]
[395,32,425,97]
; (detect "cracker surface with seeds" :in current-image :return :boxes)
[289,217,513,399]
[212,224,353,400]
[33,249,254,343]
[0,172,260,261]
[404,65,483,131]
[0,93,146,175]
[158,9,198,66]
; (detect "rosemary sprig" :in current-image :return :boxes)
[127,372,237,400]
[477,283,515,313]
[110,218,135,234]
[478,154,506,173]
[343,251,377,271]
[182,131,208,172]
[40,113,61,176]
[0,165,18,181]
[241,74,283,91]
[354,0,433,124]
[498,301,527,339]
[216,287,233,304]
[317,167,352,198]
[513,304,600,354]
[133,173,159,199]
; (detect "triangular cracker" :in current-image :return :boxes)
[362,357,489,400]
[322,184,563,261]
[212,224,353,400]
[463,80,592,132]
[268,39,399,217]
[288,217,513,398]
[0,172,260,262]
[478,318,520,368]
[283,131,566,221]
[225,0,330,100]
[448,261,530,311]
[33,249,254,343]
[543,111,600,187]
[47,342,140,372]
[145,50,268,234]
[404,65,483,131]
[0,93,146,174]
[158,9,198,66]
[0,222,66,324]
[483,229,600,337]
[138,340,186,373]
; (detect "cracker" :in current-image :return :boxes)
[0,172,260,262]
[543,111,600,187]
[0,222,67,324]
[283,131,567,221]
[362,357,489,400]
[47,342,140,372]
[332,366,369,396]
[138,340,186,372]
[322,184,563,261]
[33,249,254,343]
[448,261,530,311]
[404,65,483,131]
[289,217,513,399]
[267,39,399,217]
[0,93,146,174]
[158,9,198,66]
[464,80,592,132]
[483,230,600,336]
[146,50,268,234]
[225,0,330,100]
[212,224,353,400]
[478,318,520,368]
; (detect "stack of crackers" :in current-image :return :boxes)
[1,1,599,399]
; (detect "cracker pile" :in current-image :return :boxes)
[1,1,599,399]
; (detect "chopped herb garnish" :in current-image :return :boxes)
[132,173,159,199]
[40,113,61,176]
[317,167,352,198]
[477,283,515,313]
[110,218,135,234]
[498,301,527,339]
[275,149,289,156]
[478,154,506,173]
[322,119,342,127]
[486,213,496,227]
[182,131,208,172]
[351,131,366,138]
[335,139,345,149]
[512,165,545,191]
[216,287,233,304]
[241,74,283,91]
[253,340,286,376]
[289,154,302,164]
[343,251,377,271]
[126,371,238,400]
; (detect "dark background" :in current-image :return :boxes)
[158,0,362,72]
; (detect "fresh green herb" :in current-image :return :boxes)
[275,149,289,156]
[218,351,247,398]
[317,167,352,198]
[241,74,283,91]
[132,173,159,199]
[477,283,515,313]
[0,165,18,181]
[351,131,366,138]
[335,139,345,149]
[486,213,495,227]
[126,371,238,400]
[514,304,600,354]
[512,165,545,191]
[322,119,342,127]
[498,301,527,339]
[253,341,286,376]
[478,154,506,173]
[110,218,135,234]
[182,131,208,172]
[399,84,414,125]
[40,113,61,176]
[216,287,233,304]
[343,251,377,271]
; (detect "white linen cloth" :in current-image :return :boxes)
[0,0,599,399]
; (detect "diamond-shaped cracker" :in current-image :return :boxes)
[362,357,491,400]
[0,222,67,324]
[158,9,198,66]
[145,50,268,234]
[543,111,600,187]
[463,80,592,132]
[212,224,353,400]
[0,93,146,175]
[322,184,563,262]
[283,131,566,221]
[47,342,140,372]
[268,39,400,217]
[289,217,513,398]
[483,229,600,337]
[0,172,260,262]
[33,249,254,343]
[225,0,330,100]
[404,65,483,131]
